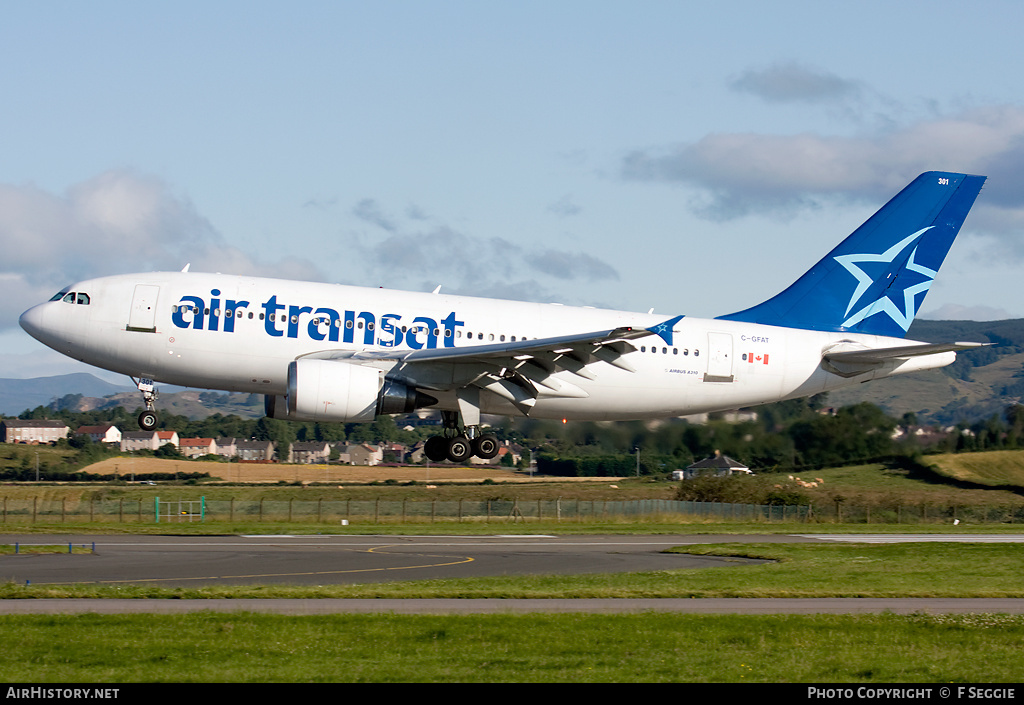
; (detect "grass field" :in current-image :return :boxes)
[2,453,1024,682]
[3,612,1023,683]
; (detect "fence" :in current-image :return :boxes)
[1,496,1022,524]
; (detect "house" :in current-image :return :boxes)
[1,420,70,444]
[215,437,238,459]
[288,441,332,464]
[76,424,121,445]
[235,440,276,462]
[339,443,382,466]
[380,442,407,463]
[121,431,160,452]
[155,431,179,449]
[179,438,218,459]
[408,440,427,464]
[678,451,753,480]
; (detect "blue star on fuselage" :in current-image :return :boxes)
[833,226,937,332]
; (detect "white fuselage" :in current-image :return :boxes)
[19,272,954,421]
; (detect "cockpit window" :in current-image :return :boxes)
[50,290,69,302]
[57,292,90,305]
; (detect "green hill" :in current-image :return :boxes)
[827,318,1024,425]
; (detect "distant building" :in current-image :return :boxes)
[288,441,332,464]
[338,443,382,466]
[155,431,179,449]
[121,431,160,452]
[215,438,238,459]
[235,440,276,462]
[179,438,218,459]
[1,420,70,444]
[76,424,121,445]
[380,442,407,464]
[678,451,753,480]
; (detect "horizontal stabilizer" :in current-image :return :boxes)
[823,341,988,364]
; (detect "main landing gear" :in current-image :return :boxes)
[133,377,159,431]
[423,410,500,464]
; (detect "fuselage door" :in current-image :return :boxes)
[127,284,160,333]
[704,332,734,382]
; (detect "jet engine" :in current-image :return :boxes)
[264,359,436,422]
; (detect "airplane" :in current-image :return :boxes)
[20,171,987,463]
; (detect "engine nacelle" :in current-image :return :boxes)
[264,359,437,422]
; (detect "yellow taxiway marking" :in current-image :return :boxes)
[33,545,475,585]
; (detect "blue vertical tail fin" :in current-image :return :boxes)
[717,171,987,337]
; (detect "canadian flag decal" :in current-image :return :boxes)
[747,353,769,365]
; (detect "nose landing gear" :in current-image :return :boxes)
[133,377,160,431]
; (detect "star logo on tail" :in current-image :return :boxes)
[833,227,937,332]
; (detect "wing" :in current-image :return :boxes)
[299,315,684,415]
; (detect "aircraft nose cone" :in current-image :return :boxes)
[19,303,50,343]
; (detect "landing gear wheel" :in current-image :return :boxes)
[472,434,500,460]
[424,436,449,462]
[446,436,473,464]
[138,410,158,431]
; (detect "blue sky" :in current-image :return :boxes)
[3,1,1024,379]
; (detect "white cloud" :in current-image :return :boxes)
[0,169,327,334]
[343,200,620,303]
[621,105,1024,236]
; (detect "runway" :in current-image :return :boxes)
[2,533,1023,615]
[0,533,783,587]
